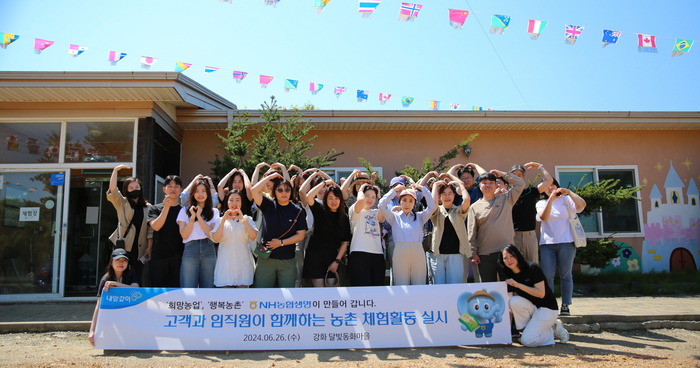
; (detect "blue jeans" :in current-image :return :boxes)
[180,238,216,288]
[540,242,576,306]
[429,253,465,284]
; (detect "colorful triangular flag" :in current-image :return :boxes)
[564,25,584,45]
[601,30,621,48]
[68,44,87,57]
[204,66,220,75]
[379,93,391,105]
[310,83,324,95]
[313,0,330,14]
[284,79,299,92]
[672,39,693,57]
[490,15,511,34]
[430,101,441,110]
[359,0,381,18]
[638,34,658,53]
[399,2,422,22]
[527,20,547,40]
[450,103,461,110]
[233,71,248,83]
[1,33,19,49]
[448,9,469,29]
[472,106,482,111]
[357,90,369,102]
[260,75,273,88]
[140,56,158,70]
[34,38,54,54]
[264,0,280,6]
[175,62,192,72]
[108,51,126,66]
[401,96,414,107]
[334,86,346,97]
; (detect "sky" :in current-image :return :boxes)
[0,0,698,111]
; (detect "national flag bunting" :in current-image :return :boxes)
[233,71,248,83]
[379,93,391,104]
[357,90,369,102]
[672,39,693,57]
[638,34,658,53]
[448,9,469,29]
[527,20,547,40]
[284,79,299,92]
[310,83,324,95]
[399,3,422,22]
[601,30,620,48]
[334,86,346,97]
[260,75,273,88]
[472,106,482,111]
[204,66,220,75]
[314,0,330,14]
[68,44,87,57]
[108,51,126,66]
[1,33,19,49]
[264,0,280,7]
[401,96,414,106]
[140,56,158,70]
[175,62,192,72]
[359,1,381,18]
[490,15,510,34]
[430,100,441,110]
[564,25,584,45]
[34,38,54,54]
[450,103,460,110]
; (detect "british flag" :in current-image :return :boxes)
[564,25,584,45]
[334,86,346,98]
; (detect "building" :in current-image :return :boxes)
[0,71,699,300]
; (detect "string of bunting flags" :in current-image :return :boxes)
[0,0,694,110]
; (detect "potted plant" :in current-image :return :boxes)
[574,236,620,275]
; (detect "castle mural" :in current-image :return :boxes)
[642,160,700,273]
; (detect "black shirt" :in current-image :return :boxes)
[259,196,308,260]
[439,217,459,254]
[512,187,541,231]
[148,204,184,260]
[130,205,144,249]
[307,201,352,257]
[97,269,139,297]
[507,262,558,311]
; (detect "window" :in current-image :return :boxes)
[64,121,134,163]
[556,166,643,235]
[0,123,62,164]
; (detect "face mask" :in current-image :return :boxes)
[127,190,142,199]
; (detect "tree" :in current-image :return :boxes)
[210,97,341,181]
[570,176,645,217]
[396,134,480,181]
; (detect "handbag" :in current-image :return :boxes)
[565,200,587,248]
[254,208,303,259]
[324,270,340,287]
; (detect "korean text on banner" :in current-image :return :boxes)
[94,283,511,350]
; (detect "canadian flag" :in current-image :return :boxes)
[638,34,656,48]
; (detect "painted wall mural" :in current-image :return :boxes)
[601,242,642,274]
[642,160,700,273]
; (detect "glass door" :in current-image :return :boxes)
[0,170,64,296]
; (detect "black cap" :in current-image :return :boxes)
[111,248,129,261]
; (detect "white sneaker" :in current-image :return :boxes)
[553,319,569,343]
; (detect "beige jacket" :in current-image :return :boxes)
[107,189,152,259]
[430,204,471,257]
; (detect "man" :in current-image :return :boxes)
[148,175,184,287]
[467,169,525,282]
[449,163,486,207]
[510,163,553,264]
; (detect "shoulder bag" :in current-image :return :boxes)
[254,207,303,260]
[564,198,587,248]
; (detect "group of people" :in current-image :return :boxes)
[88,160,586,348]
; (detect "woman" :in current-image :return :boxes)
[250,170,308,288]
[429,178,471,284]
[378,173,437,286]
[88,248,139,346]
[536,179,587,316]
[348,183,385,286]
[177,178,219,288]
[299,175,351,287]
[211,191,258,288]
[107,165,151,282]
[181,174,219,208]
[217,168,253,216]
[499,245,569,347]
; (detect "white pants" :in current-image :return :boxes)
[510,295,558,347]
[429,253,465,284]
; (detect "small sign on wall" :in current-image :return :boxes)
[50,173,65,186]
[19,207,40,222]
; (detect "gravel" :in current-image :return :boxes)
[0,328,697,367]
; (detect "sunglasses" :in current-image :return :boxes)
[276,187,292,193]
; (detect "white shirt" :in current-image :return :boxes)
[177,207,220,243]
[536,195,581,245]
[212,216,257,287]
[349,204,383,255]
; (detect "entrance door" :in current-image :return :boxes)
[669,248,697,272]
[0,170,64,296]
[64,171,119,297]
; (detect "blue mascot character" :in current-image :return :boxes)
[457,289,506,338]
